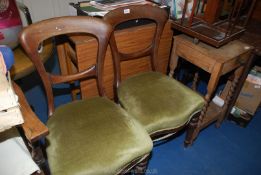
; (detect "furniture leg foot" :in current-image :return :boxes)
[132,154,151,175]
[184,113,200,147]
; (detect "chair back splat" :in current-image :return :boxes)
[19,16,111,117]
[104,5,168,89]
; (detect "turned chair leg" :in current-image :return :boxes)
[132,154,151,175]
[184,112,200,147]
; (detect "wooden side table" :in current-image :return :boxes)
[169,34,253,145]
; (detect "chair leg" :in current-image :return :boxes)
[33,142,51,175]
[184,112,200,147]
[132,154,151,175]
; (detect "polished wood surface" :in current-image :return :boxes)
[203,0,223,24]
[169,34,253,145]
[68,20,173,99]
[10,39,53,80]
[12,82,49,143]
[19,16,113,116]
[13,81,48,174]
[104,4,170,97]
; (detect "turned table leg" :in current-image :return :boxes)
[217,52,255,127]
[185,63,222,145]
[216,66,245,127]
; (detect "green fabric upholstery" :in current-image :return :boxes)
[46,97,152,175]
[118,72,205,135]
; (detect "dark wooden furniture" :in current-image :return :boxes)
[224,4,261,126]
[19,16,153,174]
[12,82,48,175]
[171,0,257,47]
[57,18,173,99]
[104,5,205,146]
[13,83,48,144]
[169,34,253,145]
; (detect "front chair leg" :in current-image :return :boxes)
[184,112,200,147]
[132,154,151,175]
[31,142,50,175]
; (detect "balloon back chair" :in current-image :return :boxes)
[19,16,152,174]
[104,5,205,146]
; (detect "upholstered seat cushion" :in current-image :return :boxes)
[46,97,152,175]
[118,72,205,135]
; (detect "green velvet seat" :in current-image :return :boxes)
[118,72,205,135]
[46,97,152,175]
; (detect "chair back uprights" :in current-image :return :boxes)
[104,5,168,92]
[19,16,112,117]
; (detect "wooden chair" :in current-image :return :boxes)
[12,81,48,175]
[19,16,152,174]
[104,5,205,146]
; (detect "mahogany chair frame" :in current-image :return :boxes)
[13,82,48,175]
[19,16,150,174]
[19,16,110,116]
[104,4,201,146]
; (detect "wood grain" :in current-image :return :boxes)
[12,82,49,143]
[71,21,173,99]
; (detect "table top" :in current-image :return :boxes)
[175,34,253,63]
